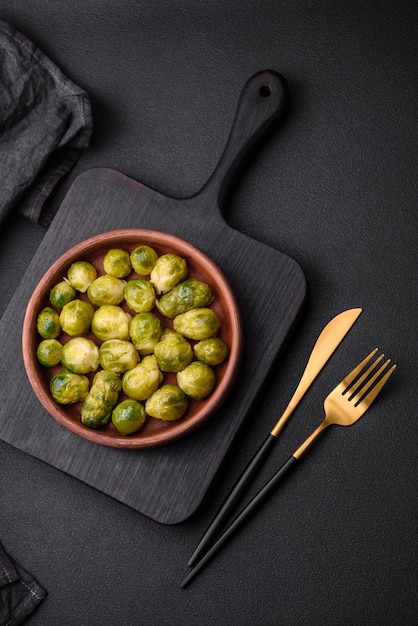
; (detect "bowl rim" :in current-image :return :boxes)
[22,228,243,448]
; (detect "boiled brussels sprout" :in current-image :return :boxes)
[60,337,100,374]
[87,275,126,306]
[81,370,122,429]
[145,384,188,421]
[50,369,89,405]
[153,331,193,372]
[173,308,220,340]
[103,248,132,278]
[65,261,97,293]
[59,299,94,336]
[129,311,162,355]
[177,362,215,400]
[37,307,61,339]
[193,337,228,366]
[49,280,77,308]
[99,339,139,374]
[150,253,188,294]
[111,399,146,434]
[130,245,158,275]
[156,278,213,318]
[91,305,131,341]
[122,355,163,401]
[36,339,63,367]
[124,279,156,313]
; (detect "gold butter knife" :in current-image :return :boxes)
[187,307,362,568]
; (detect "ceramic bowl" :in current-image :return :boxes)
[22,229,242,448]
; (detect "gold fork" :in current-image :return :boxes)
[181,349,396,588]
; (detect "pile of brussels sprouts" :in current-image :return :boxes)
[35,245,229,436]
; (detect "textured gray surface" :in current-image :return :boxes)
[0,1,417,624]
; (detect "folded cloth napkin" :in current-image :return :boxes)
[0,19,92,225]
[0,541,46,625]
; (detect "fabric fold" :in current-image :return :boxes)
[0,19,93,224]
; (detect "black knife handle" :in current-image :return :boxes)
[187,433,277,567]
[181,454,299,588]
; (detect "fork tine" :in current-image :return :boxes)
[347,353,385,399]
[339,348,378,392]
[350,358,392,404]
[356,362,396,408]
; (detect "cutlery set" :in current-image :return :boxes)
[181,308,396,588]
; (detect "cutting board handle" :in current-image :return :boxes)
[189,70,288,218]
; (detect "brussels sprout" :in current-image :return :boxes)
[91,305,131,341]
[59,299,94,336]
[149,253,188,294]
[60,337,100,374]
[156,278,213,318]
[173,308,220,340]
[122,355,163,401]
[130,245,158,275]
[103,248,132,278]
[36,339,63,367]
[145,384,188,421]
[129,311,162,355]
[49,281,77,308]
[111,399,146,435]
[177,362,216,400]
[37,307,61,339]
[50,369,89,405]
[99,339,139,374]
[81,370,122,429]
[153,331,193,372]
[87,275,126,306]
[193,337,228,366]
[124,279,156,313]
[65,261,97,293]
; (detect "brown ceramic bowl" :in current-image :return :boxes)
[22,229,242,448]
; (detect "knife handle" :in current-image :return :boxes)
[187,433,277,568]
[192,70,289,213]
[181,454,298,588]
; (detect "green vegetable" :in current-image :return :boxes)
[150,253,188,294]
[103,248,132,278]
[173,308,220,340]
[37,307,61,339]
[129,311,162,355]
[177,361,216,400]
[99,339,139,374]
[60,337,100,374]
[50,370,89,405]
[112,399,146,434]
[193,337,228,365]
[87,275,126,306]
[124,278,156,313]
[49,281,77,308]
[156,278,213,318]
[81,370,122,429]
[122,355,163,401]
[91,305,131,341]
[153,331,193,372]
[130,245,158,275]
[145,384,188,421]
[65,261,97,293]
[36,339,63,367]
[59,299,94,336]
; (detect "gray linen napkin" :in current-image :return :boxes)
[0,19,92,224]
[0,541,46,625]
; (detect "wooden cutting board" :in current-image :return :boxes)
[0,71,306,524]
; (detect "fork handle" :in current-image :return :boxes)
[181,454,299,588]
[187,434,277,568]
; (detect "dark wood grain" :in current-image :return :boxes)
[0,71,306,524]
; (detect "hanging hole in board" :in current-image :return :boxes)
[259,85,272,97]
